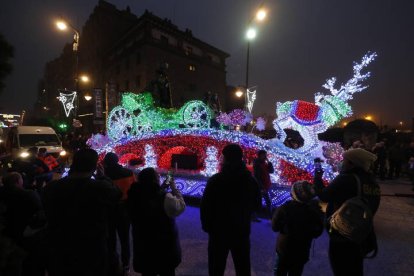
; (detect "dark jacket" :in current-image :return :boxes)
[104,163,134,201]
[43,175,121,276]
[314,168,380,220]
[0,186,44,247]
[127,183,181,273]
[272,200,323,263]
[200,161,261,237]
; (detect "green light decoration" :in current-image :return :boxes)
[107,92,213,141]
[58,123,68,131]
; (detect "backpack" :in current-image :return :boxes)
[329,174,374,244]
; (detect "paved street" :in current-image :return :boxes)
[128,178,414,276]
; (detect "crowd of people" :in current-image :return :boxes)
[350,139,414,189]
[0,141,387,276]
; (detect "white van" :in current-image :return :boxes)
[3,126,66,160]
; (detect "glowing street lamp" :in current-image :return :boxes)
[56,21,68,31]
[235,90,244,98]
[246,28,257,40]
[80,75,90,83]
[256,9,267,21]
[364,115,373,121]
[84,94,92,101]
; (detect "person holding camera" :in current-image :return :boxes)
[128,168,185,276]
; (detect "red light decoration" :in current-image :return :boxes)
[293,100,321,122]
[111,135,257,171]
[118,153,139,165]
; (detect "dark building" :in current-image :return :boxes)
[37,0,229,130]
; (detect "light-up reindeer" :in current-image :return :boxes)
[273,52,377,154]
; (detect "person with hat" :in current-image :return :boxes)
[271,181,324,276]
[200,144,261,276]
[313,148,381,276]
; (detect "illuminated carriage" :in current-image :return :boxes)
[107,92,213,141]
[90,52,376,206]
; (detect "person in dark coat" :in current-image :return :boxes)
[314,148,380,276]
[103,152,135,276]
[272,181,323,276]
[200,144,261,276]
[128,167,185,276]
[43,149,121,276]
[388,143,405,179]
[0,172,47,276]
[253,150,275,219]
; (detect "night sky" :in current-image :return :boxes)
[1,0,413,127]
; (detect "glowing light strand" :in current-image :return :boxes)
[200,146,219,176]
[57,90,77,117]
[144,144,157,168]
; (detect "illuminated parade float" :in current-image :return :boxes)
[88,53,377,207]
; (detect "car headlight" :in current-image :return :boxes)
[59,150,67,156]
[20,152,30,158]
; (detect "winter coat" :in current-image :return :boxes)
[314,167,380,220]
[200,161,261,238]
[253,158,274,191]
[0,186,44,247]
[272,200,324,263]
[43,175,121,276]
[128,182,185,273]
[104,163,134,201]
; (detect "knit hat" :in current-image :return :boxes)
[291,181,315,203]
[343,148,377,172]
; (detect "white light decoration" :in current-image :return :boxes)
[246,87,257,113]
[58,90,77,117]
[200,146,219,176]
[144,144,157,168]
[273,52,377,155]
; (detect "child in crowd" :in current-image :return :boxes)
[272,181,324,276]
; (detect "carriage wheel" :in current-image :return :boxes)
[182,101,211,128]
[134,114,153,135]
[107,106,135,140]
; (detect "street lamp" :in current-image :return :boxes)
[243,7,268,111]
[55,18,80,107]
[235,89,244,98]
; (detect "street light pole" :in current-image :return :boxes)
[56,19,80,117]
[244,41,250,110]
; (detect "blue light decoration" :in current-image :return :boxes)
[92,52,377,207]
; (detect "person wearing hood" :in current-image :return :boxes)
[271,181,324,276]
[103,152,135,276]
[200,144,261,276]
[313,148,381,276]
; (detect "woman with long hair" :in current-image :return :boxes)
[128,168,185,276]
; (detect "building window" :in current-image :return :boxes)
[160,35,169,44]
[125,80,129,90]
[125,58,130,70]
[136,52,141,65]
[135,75,141,88]
[189,65,196,72]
